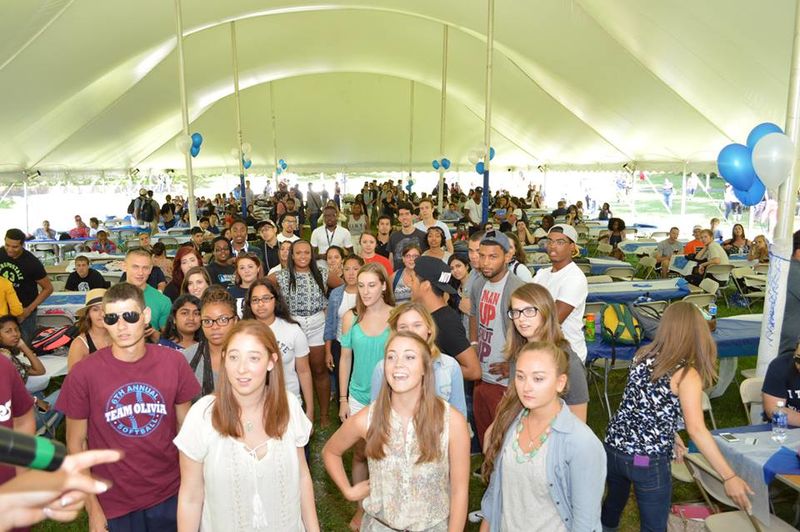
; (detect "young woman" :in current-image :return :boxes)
[748,234,770,263]
[358,232,393,276]
[598,202,612,221]
[505,232,534,282]
[189,286,239,396]
[607,218,626,248]
[480,342,606,531]
[245,278,314,422]
[347,202,369,251]
[422,226,451,263]
[514,220,535,246]
[67,288,111,370]
[325,245,345,291]
[0,314,46,384]
[151,242,173,281]
[272,240,332,427]
[446,254,470,319]
[722,223,751,254]
[338,262,395,530]
[506,284,589,421]
[370,303,466,418]
[164,246,204,301]
[269,240,293,276]
[392,243,421,304]
[227,253,262,317]
[565,204,581,226]
[159,294,201,357]
[175,320,319,532]
[324,255,364,401]
[601,302,752,530]
[324,332,470,532]
[181,266,211,299]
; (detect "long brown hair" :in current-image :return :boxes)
[387,302,441,359]
[365,331,445,463]
[354,262,395,323]
[170,245,204,289]
[505,284,569,362]
[211,320,290,439]
[482,341,569,482]
[634,301,718,388]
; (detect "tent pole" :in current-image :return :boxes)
[408,81,415,185]
[270,82,279,190]
[230,22,246,219]
[756,0,800,376]
[24,180,29,235]
[173,0,196,227]
[481,0,495,224]
[680,163,687,217]
[437,25,449,212]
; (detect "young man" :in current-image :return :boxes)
[229,218,265,265]
[122,249,171,338]
[0,228,53,341]
[33,220,57,240]
[306,183,324,231]
[375,215,393,258]
[388,202,429,270]
[551,200,569,217]
[468,230,526,447]
[205,236,236,287]
[409,256,480,381]
[655,227,682,278]
[464,188,483,233]
[56,283,200,531]
[137,233,153,253]
[414,198,454,253]
[198,216,219,236]
[683,225,704,255]
[779,230,800,357]
[458,231,484,319]
[532,224,588,362]
[310,205,353,256]
[254,220,280,272]
[441,201,463,222]
[276,213,300,244]
[189,226,211,254]
[65,256,111,292]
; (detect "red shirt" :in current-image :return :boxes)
[0,356,34,485]
[56,344,200,519]
[684,239,703,255]
[364,254,394,277]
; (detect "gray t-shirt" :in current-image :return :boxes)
[780,259,800,357]
[476,275,510,385]
[656,238,682,258]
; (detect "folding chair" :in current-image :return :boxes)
[586,274,613,284]
[636,256,657,279]
[596,242,613,257]
[754,263,770,275]
[731,267,763,310]
[605,266,636,281]
[739,377,764,425]
[576,262,592,275]
[682,278,718,310]
[705,264,734,306]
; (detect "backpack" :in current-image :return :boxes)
[140,199,155,222]
[627,302,664,340]
[601,303,642,346]
[127,198,136,215]
[30,325,78,355]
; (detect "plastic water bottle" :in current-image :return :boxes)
[708,304,717,318]
[585,314,596,342]
[772,401,788,444]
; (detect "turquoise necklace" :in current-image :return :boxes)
[512,409,556,464]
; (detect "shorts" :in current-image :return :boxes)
[294,310,325,347]
[349,396,367,416]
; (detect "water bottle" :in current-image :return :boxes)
[584,314,596,342]
[772,401,788,444]
[708,304,717,318]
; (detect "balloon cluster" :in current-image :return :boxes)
[431,158,451,170]
[190,133,203,157]
[241,142,252,169]
[467,146,496,174]
[276,159,288,175]
[175,132,204,157]
[717,123,795,206]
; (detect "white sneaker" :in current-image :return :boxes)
[468,511,484,523]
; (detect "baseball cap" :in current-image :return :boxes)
[413,256,456,295]
[139,188,147,196]
[480,230,511,252]
[255,219,277,231]
[548,224,578,243]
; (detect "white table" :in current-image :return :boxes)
[25,355,69,394]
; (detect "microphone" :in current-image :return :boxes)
[0,427,66,471]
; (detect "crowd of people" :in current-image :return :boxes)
[1,176,794,531]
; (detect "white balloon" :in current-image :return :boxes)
[175,135,192,153]
[230,147,241,159]
[752,132,795,189]
[241,142,252,155]
[467,148,481,165]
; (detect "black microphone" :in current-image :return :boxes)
[0,427,66,471]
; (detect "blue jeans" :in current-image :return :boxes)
[601,444,671,532]
[107,494,177,532]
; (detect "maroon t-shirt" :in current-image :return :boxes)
[56,344,200,519]
[0,355,34,485]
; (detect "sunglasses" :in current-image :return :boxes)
[103,311,141,326]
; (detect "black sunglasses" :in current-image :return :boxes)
[103,311,142,326]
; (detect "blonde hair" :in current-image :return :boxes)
[353,262,395,323]
[505,284,569,361]
[387,302,441,359]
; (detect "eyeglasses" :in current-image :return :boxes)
[251,295,275,305]
[201,315,235,327]
[548,239,571,247]
[103,311,141,325]
[507,306,539,319]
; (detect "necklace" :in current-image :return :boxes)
[512,409,556,463]
[244,420,254,432]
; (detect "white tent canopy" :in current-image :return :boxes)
[0,0,795,176]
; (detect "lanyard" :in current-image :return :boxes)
[326,227,337,248]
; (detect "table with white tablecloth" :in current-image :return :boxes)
[586,278,690,303]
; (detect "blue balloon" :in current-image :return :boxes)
[441,158,451,170]
[190,145,200,157]
[489,147,496,161]
[279,159,286,166]
[243,159,252,169]
[191,132,203,147]
[746,122,783,150]
[476,161,485,174]
[733,178,766,207]
[276,167,283,175]
[281,161,288,170]
[717,143,756,191]
[432,160,440,170]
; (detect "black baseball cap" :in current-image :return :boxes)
[413,256,456,295]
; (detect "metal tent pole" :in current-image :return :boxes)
[173,0,197,227]
[437,26,449,212]
[481,0,495,224]
[270,82,279,190]
[230,22,246,219]
[408,81,415,185]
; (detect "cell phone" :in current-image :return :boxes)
[719,432,740,443]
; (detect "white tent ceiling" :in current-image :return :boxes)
[0,0,795,175]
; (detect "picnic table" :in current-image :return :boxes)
[38,292,87,320]
[26,238,93,262]
[586,278,690,304]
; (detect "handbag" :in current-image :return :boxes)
[667,503,714,532]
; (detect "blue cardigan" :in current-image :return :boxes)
[323,285,345,342]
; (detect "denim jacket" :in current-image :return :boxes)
[480,401,606,531]
[323,285,345,342]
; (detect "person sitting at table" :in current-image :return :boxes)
[137,232,153,253]
[67,288,111,370]
[607,218,626,248]
[601,302,753,531]
[722,223,751,255]
[68,215,90,239]
[683,225,704,257]
[151,242,173,282]
[685,229,729,286]
[441,201,463,222]
[551,200,569,218]
[88,217,105,237]
[90,230,116,254]
[33,220,57,240]
[655,227,682,279]
[748,234,770,263]
[762,342,800,424]
[565,204,581,226]
[64,256,110,292]
[0,315,47,413]
[598,202,612,221]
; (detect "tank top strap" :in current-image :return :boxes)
[85,332,97,354]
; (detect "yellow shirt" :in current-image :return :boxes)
[0,277,23,317]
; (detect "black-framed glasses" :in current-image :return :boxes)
[507,307,539,319]
[250,295,275,305]
[103,311,141,326]
[201,315,235,328]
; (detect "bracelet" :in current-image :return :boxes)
[470,341,478,346]
[339,396,348,399]
[723,474,737,482]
